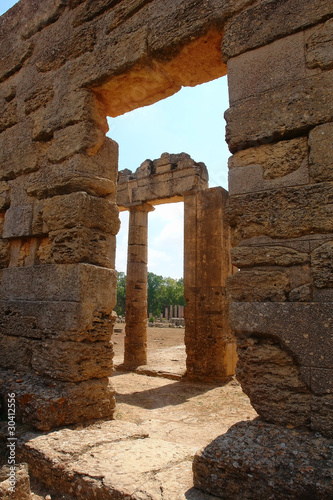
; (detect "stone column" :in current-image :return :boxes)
[184,187,236,382]
[124,203,154,368]
[165,307,169,320]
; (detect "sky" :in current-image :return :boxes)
[1,1,231,280]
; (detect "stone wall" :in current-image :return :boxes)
[225,0,333,439]
[0,0,238,429]
[0,3,332,492]
[117,154,235,379]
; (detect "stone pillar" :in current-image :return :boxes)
[165,307,169,320]
[184,187,236,382]
[124,203,154,368]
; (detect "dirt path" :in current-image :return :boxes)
[13,326,258,499]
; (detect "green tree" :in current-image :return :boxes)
[115,271,126,316]
[116,271,185,318]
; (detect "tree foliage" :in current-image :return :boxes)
[116,271,185,317]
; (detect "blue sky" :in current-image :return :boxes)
[1,1,230,279]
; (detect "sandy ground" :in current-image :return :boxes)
[1,325,258,499]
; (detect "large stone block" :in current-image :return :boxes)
[222,0,333,60]
[309,122,333,182]
[227,182,333,245]
[0,300,117,342]
[32,87,108,142]
[32,17,96,73]
[236,335,312,428]
[42,191,120,235]
[38,229,116,268]
[27,138,118,199]
[227,31,315,104]
[228,137,309,180]
[225,70,333,152]
[32,339,113,382]
[227,270,290,302]
[0,120,46,181]
[231,245,309,268]
[0,263,117,305]
[47,122,106,163]
[306,18,333,70]
[2,205,33,238]
[0,369,116,430]
[230,302,333,371]
[193,420,333,499]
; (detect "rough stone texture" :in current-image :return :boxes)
[225,70,333,153]
[123,203,152,369]
[0,0,332,496]
[0,464,32,500]
[222,0,333,60]
[117,153,208,208]
[0,369,116,431]
[193,420,333,499]
[184,188,236,382]
[306,17,333,70]
[309,122,333,182]
[227,183,333,246]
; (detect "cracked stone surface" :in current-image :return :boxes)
[16,371,257,499]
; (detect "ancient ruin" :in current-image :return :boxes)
[0,0,332,497]
[117,153,235,380]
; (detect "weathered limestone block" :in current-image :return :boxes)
[32,340,113,382]
[32,87,108,142]
[0,6,34,83]
[38,229,116,268]
[0,334,33,371]
[227,31,316,104]
[193,420,333,499]
[0,263,117,307]
[34,22,96,73]
[311,241,333,288]
[0,300,117,343]
[27,138,118,199]
[2,205,33,239]
[117,153,208,207]
[222,0,333,60]
[42,191,120,235]
[47,121,106,163]
[309,122,333,181]
[227,183,333,245]
[227,270,290,302]
[228,137,308,179]
[230,245,309,268]
[236,336,312,428]
[306,18,333,70]
[225,70,333,152]
[0,369,116,431]
[0,464,32,500]
[230,302,333,370]
[0,120,47,181]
